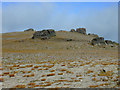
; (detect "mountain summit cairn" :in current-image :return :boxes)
[32,29,56,40]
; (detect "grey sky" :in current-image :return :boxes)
[2,2,118,42]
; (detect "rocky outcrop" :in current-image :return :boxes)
[32,29,56,40]
[105,40,113,45]
[24,28,34,32]
[70,28,86,34]
[70,29,75,32]
[105,40,119,45]
[76,28,86,34]
[91,37,119,46]
[88,33,98,37]
[91,37,106,45]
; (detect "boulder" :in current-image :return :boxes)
[32,29,56,40]
[66,39,72,41]
[76,28,86,34]
[91,37,106,45]
[70,29,75,32]
[24,28,34,32]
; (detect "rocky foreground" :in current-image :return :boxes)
[1,30,119,88]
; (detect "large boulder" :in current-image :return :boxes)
[24,28,34,32]
[32,29,56,40]
[91,37,106,45]
[76,28,86,34]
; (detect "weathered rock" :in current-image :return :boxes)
[91,37,106,45]
[76,28,86,34]
[88,33,98,37]
[32,29,56,40]
[24,28,34,32]
[70,29,75,32]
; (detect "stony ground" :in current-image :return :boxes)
[0,31,119,88]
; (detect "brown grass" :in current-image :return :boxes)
[26,64,33,67]
[89,85,99,88]
[50,70,55,72]
[58,73,63,75]
[9,74,15,77]
[3,72,9,75]
[0,78,4,82]
[86,70,93,74]
[34,65,39,68]
[14,85,26,88]
[47,73,55,76]
[13,64,19,67]
[0,68,3,70]
[41,78,46,81]
[27,82,35,86]
[60,69,66,72]
[76,75,82,77]
[48,65,54,68]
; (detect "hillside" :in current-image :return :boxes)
[2,31,118,52]
[1,30,119,88]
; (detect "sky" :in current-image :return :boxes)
[1,2,119,42]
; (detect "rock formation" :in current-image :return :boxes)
[70,28,86,34]
[88,33,98,37]
[24,28,34,32]
[105,40,119,45]
[76,28,86,34]
[70,29,75,32]
[91,37,119,46]
[32,29,56,40]
[91,37,106,45]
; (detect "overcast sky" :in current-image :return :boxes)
[1,2,118,42]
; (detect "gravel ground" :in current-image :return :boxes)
[1,51,119,88]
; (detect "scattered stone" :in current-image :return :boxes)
[32,29,56,40]
[24,28,34,32]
